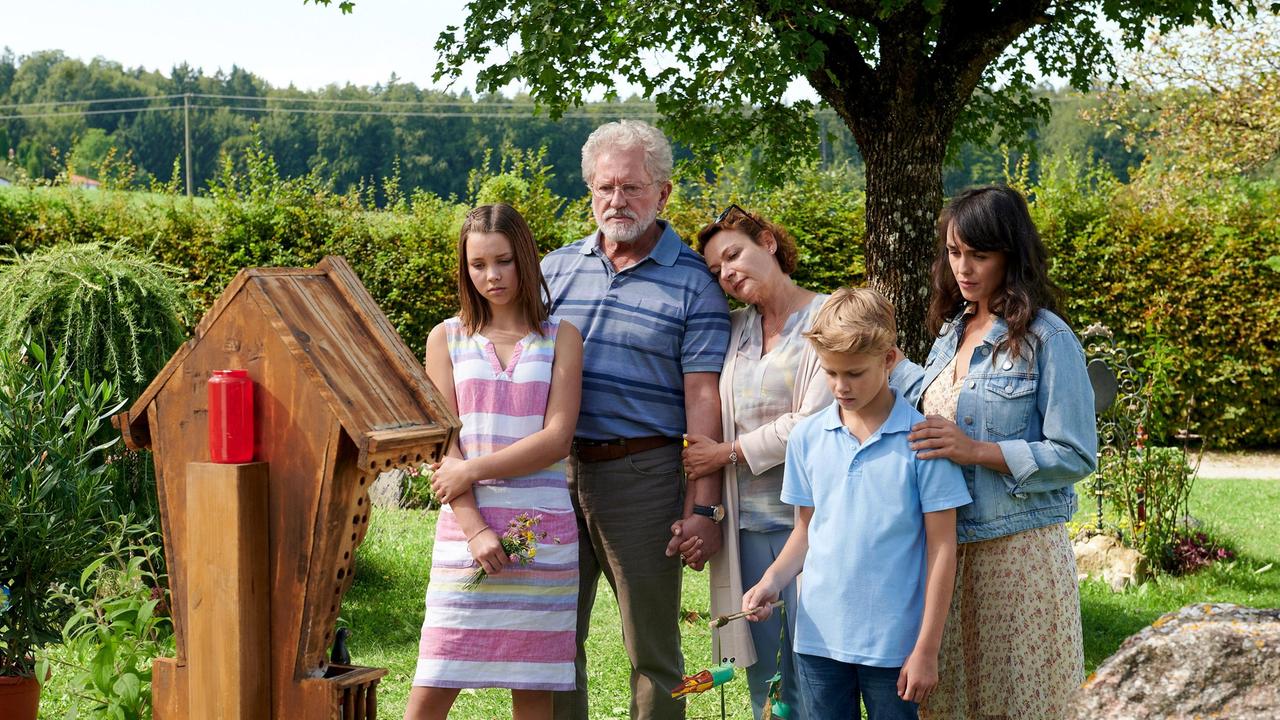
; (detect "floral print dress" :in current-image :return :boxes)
[919,354,1085,720]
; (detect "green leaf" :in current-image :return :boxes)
[91,642,116,694]
[136,598,158,630]
[80,555,109,590]
[113,673,142,708]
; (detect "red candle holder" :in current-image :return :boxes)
[208,369,254,463]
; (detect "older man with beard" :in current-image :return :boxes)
[541,120,731,720]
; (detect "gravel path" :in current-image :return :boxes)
[1196,450,1280,480]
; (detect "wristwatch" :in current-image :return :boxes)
[692,504,726,523]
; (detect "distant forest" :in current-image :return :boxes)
[0,48,1144,200]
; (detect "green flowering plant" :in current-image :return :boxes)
[1,340,122,677]
[463,513,552,591]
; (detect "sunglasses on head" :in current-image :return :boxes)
[715,203,764,232]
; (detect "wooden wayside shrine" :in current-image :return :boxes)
[114,256,460,719]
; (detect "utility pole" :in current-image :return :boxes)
[184,93,193,197]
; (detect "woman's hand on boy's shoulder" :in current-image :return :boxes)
[897,647,939,704]
[908,415,979,464]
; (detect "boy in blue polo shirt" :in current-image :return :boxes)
[742,288,971,720]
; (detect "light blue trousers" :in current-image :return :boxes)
[740,528,805,720]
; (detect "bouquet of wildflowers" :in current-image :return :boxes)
[464,512,550,590]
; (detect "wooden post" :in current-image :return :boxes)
[185,461,271,720]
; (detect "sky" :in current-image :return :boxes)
[5,0,484,92]
[3,0,822,101]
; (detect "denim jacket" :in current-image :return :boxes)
[891,309,1098,543]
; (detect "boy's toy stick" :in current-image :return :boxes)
[762,671,793,719]
[669,661,735,699]
[708,601,784,629]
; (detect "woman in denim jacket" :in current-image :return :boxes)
[891,185,1097,719]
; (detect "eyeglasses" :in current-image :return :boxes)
[716,203,763,232]
[591,181,656,200]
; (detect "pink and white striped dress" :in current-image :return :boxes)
[413,317,578,691]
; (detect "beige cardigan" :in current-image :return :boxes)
[708,301,832,667]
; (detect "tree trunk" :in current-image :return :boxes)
[859,124,948,362]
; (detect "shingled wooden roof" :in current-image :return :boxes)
[116,255,457,467]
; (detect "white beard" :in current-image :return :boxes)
[600,206,659,244]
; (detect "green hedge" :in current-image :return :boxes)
[1033,159,1280,448]
[1,152,1276,447]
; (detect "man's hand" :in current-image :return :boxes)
[665,514,722,570]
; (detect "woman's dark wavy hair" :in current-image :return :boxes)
[926,185,1066,359]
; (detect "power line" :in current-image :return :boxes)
[0,105,185,121]
[0,92,840,115]
[187,103,659,119]
[0,100,660,122]
[189,92,588,109]
[0,92,650,112]
[0,94,185,111]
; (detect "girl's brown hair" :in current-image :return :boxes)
[696,207,799,275]
[926,185,1066,359]
[457,203,550,335]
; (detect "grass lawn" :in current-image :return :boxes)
[32,477,1279,719]
[1074,477,1280,670]
[342,508,753,720]
[346,477,1280,719]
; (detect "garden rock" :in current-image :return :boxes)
[368,469,405,508]
[1069,603,1280,720]
[1073,533,1146,591]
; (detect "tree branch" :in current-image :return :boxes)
[823,0,885,19]
[750,1,878,127]
[931,0,1056,102]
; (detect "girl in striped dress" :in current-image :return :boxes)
[405,204,583,720]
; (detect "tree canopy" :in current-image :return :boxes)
[1092,9,1280,184]
[431,0,1276,356]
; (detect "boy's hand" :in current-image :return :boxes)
[741,580,781,621]
[429,456,476,506]
[467,527,507,576]
[896,648,939,704]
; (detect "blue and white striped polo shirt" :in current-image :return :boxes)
[542,220,731,440]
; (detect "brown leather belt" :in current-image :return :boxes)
[573,435,678,463]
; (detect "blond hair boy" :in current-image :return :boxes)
[741,287,972,720]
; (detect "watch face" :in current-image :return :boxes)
[712,505,725,522]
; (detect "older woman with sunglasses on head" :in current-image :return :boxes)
[685,205,830,720]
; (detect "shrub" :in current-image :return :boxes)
[0,242,192,520]
[665,160,867,294]
[49,519,172,720]
[0,342,123,677]
[1170,528,1236,575]
[1099,445,1197,574]
[0,241,192,407]
[1034,160,1280,446]
[3,145,1279,445]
